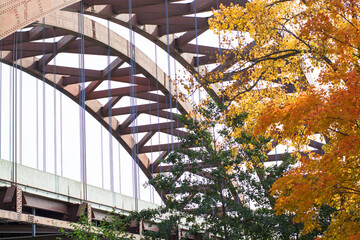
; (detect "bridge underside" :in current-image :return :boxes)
[0,159,138,239]
[0,0,326,238]
[1,0,245,204]
[0,158,185,239]
[1,1,246,238]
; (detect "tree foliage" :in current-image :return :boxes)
[204,0,360,238]
[59,209,132,240]
[129,100,330,239]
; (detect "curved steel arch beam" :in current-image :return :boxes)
[63,0,248,103]
[0,0,79,39]
[1,0,236,105]
[66,4,201,72]
[1,10,192,184]
[44,10,191,113]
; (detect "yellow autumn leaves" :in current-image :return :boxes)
[198,0,360,239]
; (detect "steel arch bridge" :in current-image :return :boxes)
[0,0,324,238]
[1,0,246,181]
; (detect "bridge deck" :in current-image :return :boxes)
[0,159,157,239]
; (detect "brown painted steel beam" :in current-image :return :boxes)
[160,128,188,138]
[112,76,152,85]
[190,0,216,11]
[195,55,218,66]
[308,139,324,150]
[29,26,45,41]
[102,96,123,113]
[158,25,203,36]
[140,142,182,153]
[135,131,157,151]
[152,160,218,173]
[85,58,125,98]
[175,28,208,49]
[148,109,180,120]
[174,184,214,192]
[102,57,125,78]
[152,151,169,169]
[2,42,53,52]
[197,170,214,180]
[136,93,171,105]
[119,113,138,131]
[120,121,184,135]
[61,67,137,86]
[87,85,157,100]
[14,50,49,59]
[3,186,16,203]
[143,16,208,27]
[209,40,255,73]
[105,102,170,117]
[84,80,104,98]
[181,44,227,55]
[266,149,323,162]
[44,65,102,78]
[23,193,68,214]
[37,35,76,67]
[64,45,109,55]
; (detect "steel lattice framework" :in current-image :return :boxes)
[0,0,328,237]
[0,0,325,199]
[1,0,245,190]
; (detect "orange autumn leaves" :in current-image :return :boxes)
[209,0,360,238]
[258,83,360,238]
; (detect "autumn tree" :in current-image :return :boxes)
[129,99,331,239]
[203,0,360,238]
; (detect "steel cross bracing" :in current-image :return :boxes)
[0,0,249,201]
[0,0,325,210]
[1,10,193,182]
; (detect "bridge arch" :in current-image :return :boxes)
[0,1,330,238]
[2,0,244,101]
[1,10,192,183]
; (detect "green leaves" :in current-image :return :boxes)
[58,209,133,240]
[129,98,320,239]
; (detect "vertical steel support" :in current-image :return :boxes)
[32,208,36,237]
[139,220,143,238]
[87,203,92,223]
[15,187,22,214]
